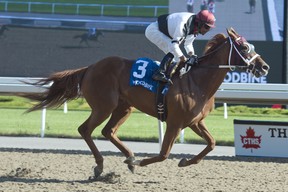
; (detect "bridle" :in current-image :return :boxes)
[197,35,260,72]
[227,36,260,73]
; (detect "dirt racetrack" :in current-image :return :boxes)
[0,149,287,192]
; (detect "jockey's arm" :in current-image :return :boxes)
[184,35,196,56]
[169,37,187,62]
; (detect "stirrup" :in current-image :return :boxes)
[152,72,168,82]
[152,74,173,85]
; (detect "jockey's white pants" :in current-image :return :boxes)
[145,22,180,62]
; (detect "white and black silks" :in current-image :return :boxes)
[157,14,197,42]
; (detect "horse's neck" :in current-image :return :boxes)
[190,45,230,99]
[197,68,228,97]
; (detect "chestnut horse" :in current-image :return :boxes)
[21,28,269,178]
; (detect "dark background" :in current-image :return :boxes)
[0,26,163,77]
[0,26,283,83]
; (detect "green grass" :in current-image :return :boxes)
[4,0,168,5]
[0,0,169,17]
[1,96,288,146]
[0,108,160,140]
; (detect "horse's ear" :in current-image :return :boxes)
[226,27,238,39]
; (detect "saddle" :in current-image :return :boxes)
[129,58,191,122]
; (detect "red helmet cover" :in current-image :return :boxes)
[196,10,216,28]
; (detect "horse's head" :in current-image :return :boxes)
[226,27,270,77]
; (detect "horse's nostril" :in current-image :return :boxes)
[263,64,270,71]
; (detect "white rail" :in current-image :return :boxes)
[0,77,46,94]
[0,1,167,17]
[1,78,287,104]
[216,83,288,104]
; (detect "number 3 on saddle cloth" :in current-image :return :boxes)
[130,57,174,121]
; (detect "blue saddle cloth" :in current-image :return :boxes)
[129,58,159,93]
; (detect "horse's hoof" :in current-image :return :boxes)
[128,164,135,173]
[94,165,103,178]
[178,158,189,167]
[124,157,136,173]
[124,156,141,166]
[124,156,135,165]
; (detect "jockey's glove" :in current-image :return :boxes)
[185,55,198,66]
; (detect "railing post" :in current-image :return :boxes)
[76,4,79,15]
[224,103,228,119]
[127,6,130,16]
[52,3,55,14]
[5,1,8,12]
[154,6,158,17]
[180,129,185,143]
[41,107,46,138]
[63,102,68,113]
[101,5,104,16]
[28,2,31,13]
[158,120,164,150]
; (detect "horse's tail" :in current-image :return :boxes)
[21,67,88,113]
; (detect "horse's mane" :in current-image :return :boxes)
[203,33,227,55]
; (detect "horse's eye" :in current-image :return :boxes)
[242,43,251,54]
[240,45,248,53]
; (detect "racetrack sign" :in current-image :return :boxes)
[234,119,288,158]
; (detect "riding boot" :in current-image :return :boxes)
[152,53,174,84]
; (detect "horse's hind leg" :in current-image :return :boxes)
[101,100,135,172]
[78,110,112,178]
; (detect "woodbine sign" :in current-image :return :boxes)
[223,72,267,83]
[234,120,288,158]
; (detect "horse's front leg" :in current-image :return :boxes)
[125,125,181,167]
[178,120,215,167]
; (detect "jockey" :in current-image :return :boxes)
[145,10,216,84]
[88,27,96,37]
